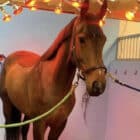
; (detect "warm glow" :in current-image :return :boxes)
[125,11,135,20]
[26,0,36,7]
[99,20,105,27]
[54,7,62,14]
[43,0,51,2]
[71,1,81,8]
[29,6,37,11]
[3,14,12,22]
[13,6,23,15]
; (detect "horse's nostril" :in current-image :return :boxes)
[92,81,104,95]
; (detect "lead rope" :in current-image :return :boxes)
[107,72,140,92]
[0,81,79,128]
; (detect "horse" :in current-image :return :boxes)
[0,0,107,140]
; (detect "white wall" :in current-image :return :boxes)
[119,20,140,36]
[0,9,74,56]
[105,61,140,140]
[103,19,120,67]
[104,20,140,140]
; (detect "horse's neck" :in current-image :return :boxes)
[38,41,76,93]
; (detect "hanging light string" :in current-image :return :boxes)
[25,0,36,7]
[0,0,139,22]
[0,1,10,7]
[97,0,111,27]
[0,0,24,22]
[125,6,139,21]
[54,0,63,14]
[0,6,11,22]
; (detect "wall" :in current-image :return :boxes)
[103,19,120,66]
[105,21,140,140]
[119,20,140,36]
[105,61,140,140]
[0,8,120,140]
[0,9,74,55]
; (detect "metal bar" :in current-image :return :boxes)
[117,34,140,60]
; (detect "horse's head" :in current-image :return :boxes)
[71,0,107,97]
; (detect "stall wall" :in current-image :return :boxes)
[104,21,140,140]
[0,10,74,55]
[105,61,140,140]
[119,20,140,36]
[0,9,120,140]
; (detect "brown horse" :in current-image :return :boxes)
[0,1,107,140]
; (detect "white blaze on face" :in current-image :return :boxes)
[98,69,102,76]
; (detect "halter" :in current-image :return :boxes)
[70,17,107,80]
[72,45,107,80]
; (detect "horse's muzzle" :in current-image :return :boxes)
[90,81,106,96]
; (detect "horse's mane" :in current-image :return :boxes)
[40,16,77,61]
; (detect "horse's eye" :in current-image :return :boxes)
[79,37,85,44]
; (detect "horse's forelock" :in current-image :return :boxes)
[40,17,77,61]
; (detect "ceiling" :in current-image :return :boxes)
[1,0,140,22]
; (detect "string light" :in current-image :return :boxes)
[25,0,36,7]
[99,8,111,27]
[12,4,23,15]
[3,15,11,22]
[54,0,63,14]
[0,1,10,7]
[0,0,139,23]
[0,7,11,22]
[71,0,81,8]
[64,0,82,8]
[43,0,51,2]
[125,6,138,21]
[99,19,105,27]
[0,1,24,22]
[125,11,135,20]
[29,6,37,11]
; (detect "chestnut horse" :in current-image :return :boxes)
[0,0,107,140]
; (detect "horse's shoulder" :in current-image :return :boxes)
[7,51,40,67]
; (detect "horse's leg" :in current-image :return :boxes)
[48,119,67,140]
[21,115,30,140]
[1,92,21,140]
[33,119,46,140]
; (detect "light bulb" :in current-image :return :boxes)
[3,14,12,22]
[125,11,135,20]
[25,0,36,7]
[43,0,51,2]
[99,19,105,27]
[54,6,62,14]
[29,6,37,11]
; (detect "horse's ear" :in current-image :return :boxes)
[95,0,107,20]
[80,0,89,17]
